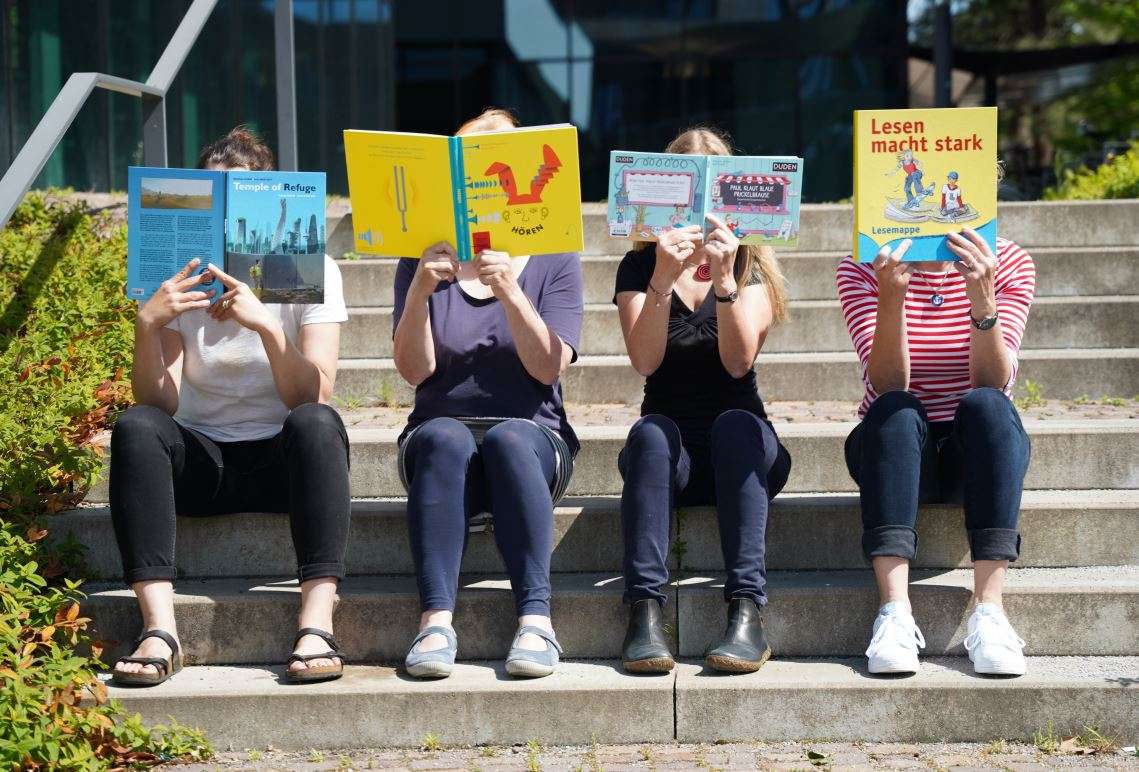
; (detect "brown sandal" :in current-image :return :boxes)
[284,627,345,683]
[111,629,183,687]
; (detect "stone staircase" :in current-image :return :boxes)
[58,200,1139,750]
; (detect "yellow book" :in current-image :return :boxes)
[853,107,997,262]
[343,124,583,260]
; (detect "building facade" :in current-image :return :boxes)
[1,0,909,202]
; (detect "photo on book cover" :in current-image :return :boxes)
[225,171,326,304]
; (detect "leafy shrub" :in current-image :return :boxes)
[1044,141,1139,200]
[0,192,211,769]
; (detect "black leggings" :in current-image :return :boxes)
[109,403,351,585]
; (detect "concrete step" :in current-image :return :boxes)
[341,296,1139,358]
[326,199,1139,258]
[100,657,1139,748]
[84,418,1139,500]
[335,349,1139,407]
[56,491,1139,581]
[676,566,1139,658]
[673,656,1139,743]
[337,246,1139,306]
[83,567,1139,664]
[101,661,674,749]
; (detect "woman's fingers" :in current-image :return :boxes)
[892,239,913,262]
[206,263,241,288]
[960,227,993,257]
[172,257,201,282]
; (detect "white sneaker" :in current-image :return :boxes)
[865,601,925,674]
[964,602,1026,676]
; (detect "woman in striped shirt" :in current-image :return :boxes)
[835,229,1035,677]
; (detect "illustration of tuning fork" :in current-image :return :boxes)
[393,165,409,232]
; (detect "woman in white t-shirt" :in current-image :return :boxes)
[109,128,351,686]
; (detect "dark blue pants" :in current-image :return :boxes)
[618,410,791,607]
[402,417,562,617]
[844,388,1031,562]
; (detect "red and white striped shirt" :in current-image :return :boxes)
[835,238,1036,422]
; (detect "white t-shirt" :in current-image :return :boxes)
[165,255,348,442]
[942,184,963,208]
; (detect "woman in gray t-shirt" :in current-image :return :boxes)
[391,105,584,681]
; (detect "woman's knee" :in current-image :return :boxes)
[955,387,1015,424]
[282,402,346,441]
[864,390,927,432]
[111,405,176,451]
[710,409,763,447]
[625,414,681,457]
[481,419,538,459]
[407,417,476,460]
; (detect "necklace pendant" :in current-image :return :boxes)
[694,263,712,282]
[930,293,944,307]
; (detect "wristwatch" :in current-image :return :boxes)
[714,289,739,303]
[970,311,999,330]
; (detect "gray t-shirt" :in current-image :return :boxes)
[392,253,583,454]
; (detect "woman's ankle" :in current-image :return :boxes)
[420,609,454,631]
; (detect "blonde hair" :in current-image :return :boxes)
[457,107,520,135]
[655,126,789,325]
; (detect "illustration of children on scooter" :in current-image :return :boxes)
[885,147,936,210]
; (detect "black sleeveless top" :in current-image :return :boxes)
[613,244,769,455]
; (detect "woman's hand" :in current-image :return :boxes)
[136,258,216,330]
[475,250,522,301]
[206,264,278,333]
[652,224,701,288]
[702,214,741,295]
[947,228,998,318]
[410,242,460,299]
[872,239,914,306]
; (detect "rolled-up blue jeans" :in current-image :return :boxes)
[844,388,1031,562]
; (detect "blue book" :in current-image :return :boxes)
[606,151,804,248]
[126,167,327,303]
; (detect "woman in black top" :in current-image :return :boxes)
[614,127,792,674]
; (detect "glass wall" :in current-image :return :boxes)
[1,0,906,201]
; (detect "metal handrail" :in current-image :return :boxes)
[0,0,219,229]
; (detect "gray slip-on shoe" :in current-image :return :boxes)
[404,625,458,678]
[505,625,562,678]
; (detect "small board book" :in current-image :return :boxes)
[126,167,327,303]
[606,151,804,248]
[343,124,583,261]
[853,106,997,262]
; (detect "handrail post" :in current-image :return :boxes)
[275,0,298,171]
[141,95,167,167]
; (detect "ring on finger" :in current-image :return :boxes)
[221,299,233,310]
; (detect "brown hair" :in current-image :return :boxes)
[196,125,276,171]
[457,107,520,135]
[647,126,789,324]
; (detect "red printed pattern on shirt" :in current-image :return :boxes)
[835,238,1035,422]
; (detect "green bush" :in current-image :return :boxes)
[1044,141,1139,200]
[0,192,211,769]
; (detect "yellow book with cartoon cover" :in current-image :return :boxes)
[853,107,997,261]
[344,124,583,260]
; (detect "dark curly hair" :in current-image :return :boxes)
[196,125,276,171]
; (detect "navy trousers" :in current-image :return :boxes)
[844,388,1031,562]
[618,410,791,606]
[402,417,569,617]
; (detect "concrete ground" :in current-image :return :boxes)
[177,740,1139,771]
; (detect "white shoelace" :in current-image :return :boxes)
[866,612,926,658]
[964,609,1026,654]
